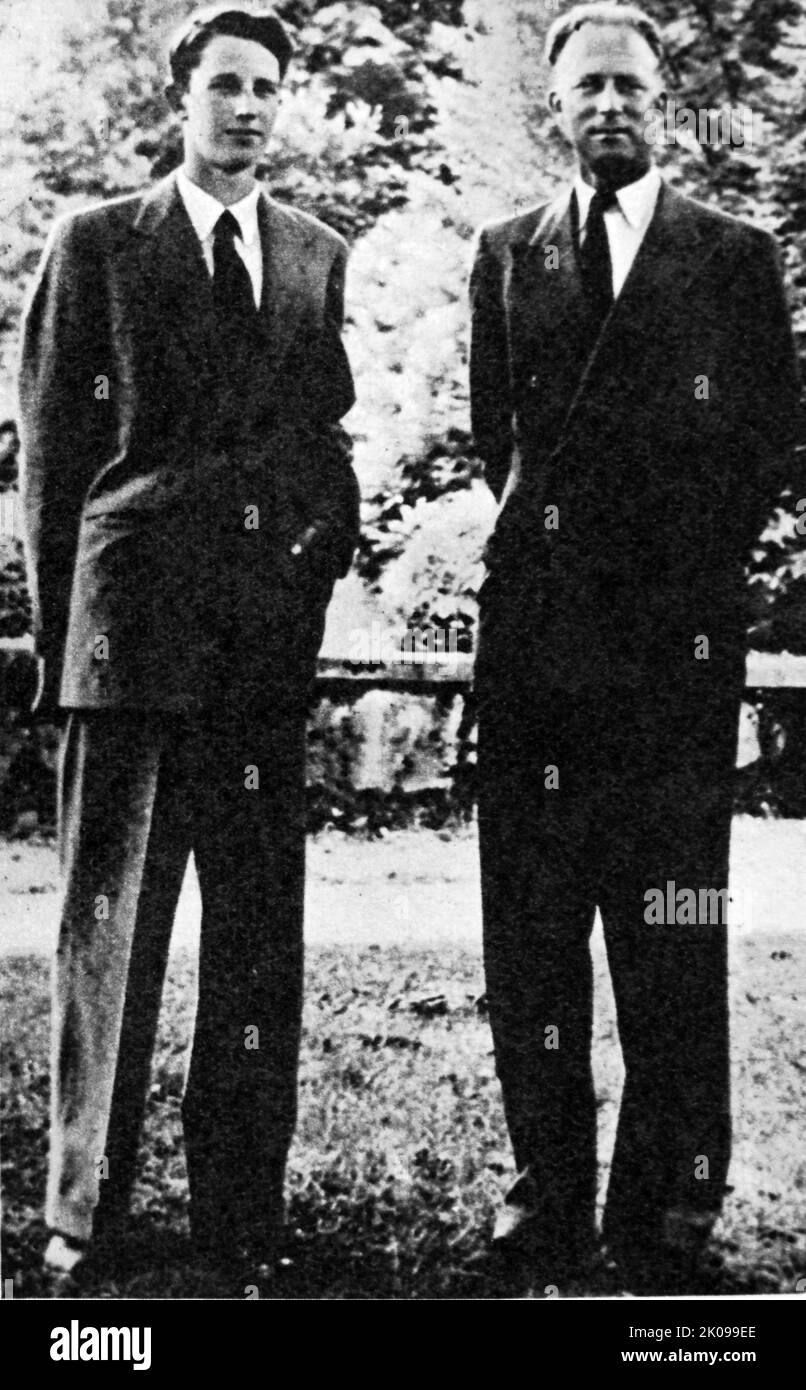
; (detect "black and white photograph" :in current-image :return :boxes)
[1,0,805,1337]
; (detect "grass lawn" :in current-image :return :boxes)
[2,921,805,1299]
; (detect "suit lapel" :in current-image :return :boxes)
[592,182,722,355]
[256,194,307,372]
[549,181,729,443]
[510,191,585,363]
[130,176,314,389]
[130,174,219,380]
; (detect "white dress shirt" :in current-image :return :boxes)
[574,166,662,298]
[176,167,263,309]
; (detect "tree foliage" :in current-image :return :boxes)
[0,0,804,652]
[0,0,467,375]
[359,0,806,651]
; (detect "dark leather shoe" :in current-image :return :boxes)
[240,1251,296,1299]
[190,1224,294,1298]
[608,1205,721,1294]
[612,1240,718,1296]
[42,1206,135,1294]
[469,1206,597,1296]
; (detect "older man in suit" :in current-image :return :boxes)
[18,5,359,1293]
[470,2,799,1293]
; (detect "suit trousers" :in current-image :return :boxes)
[477,669,739,1264]
[47,706,306,1249]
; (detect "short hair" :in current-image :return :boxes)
[545,3,664,68]
[168,4,293,92]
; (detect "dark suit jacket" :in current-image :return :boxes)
[18,173,359,708]
[470,181,800,689]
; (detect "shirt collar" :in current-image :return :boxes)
[573,166,662,231]
[176,167,262,246]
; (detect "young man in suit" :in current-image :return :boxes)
[18,4,359,1293]
[470,2,800,1293]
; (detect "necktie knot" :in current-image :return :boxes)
[589,187,618,217]
[214,208,242,246]
[212,208,256,321]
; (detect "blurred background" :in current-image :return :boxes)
[0,0,805,831]
[1,0,805,1301]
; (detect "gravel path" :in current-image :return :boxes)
[2,816,804,957]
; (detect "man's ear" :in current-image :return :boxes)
[645,83,667,128]
[548,87,562,118]
[165,82,186,116]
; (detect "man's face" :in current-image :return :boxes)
[175,33,281,178]
[548,23,664,185]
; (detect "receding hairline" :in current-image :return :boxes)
[545,4,664,69]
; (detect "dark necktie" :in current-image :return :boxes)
[579,188,616,327]
[212,208,256,325]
